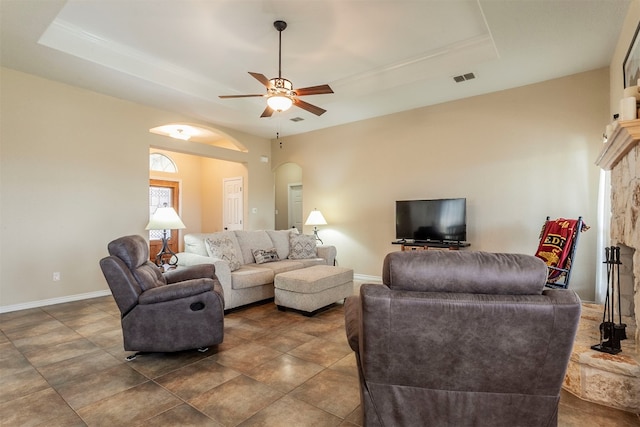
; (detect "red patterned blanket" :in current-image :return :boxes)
[535,218,589,281]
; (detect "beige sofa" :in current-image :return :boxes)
[175,229,337,310]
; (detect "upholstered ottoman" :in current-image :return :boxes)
[274,265,354,315]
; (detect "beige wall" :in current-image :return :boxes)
[610,0,640,117]
[0,50,617,308]
[0,67,273,310]
[272,68,609,300]
[274,162,303,230]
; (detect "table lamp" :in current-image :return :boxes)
[145,204,186,267]
[305,209,327,244]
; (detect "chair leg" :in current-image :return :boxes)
[125,352,144,361]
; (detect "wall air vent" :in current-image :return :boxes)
[453,72,476,83]
[290,117,304,122]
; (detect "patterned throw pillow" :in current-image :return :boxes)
[288,234,317,259]
[205,237,241,271]
[252,248,280,264]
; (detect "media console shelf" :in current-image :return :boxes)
[392,241,471,251]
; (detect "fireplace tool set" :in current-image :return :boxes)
[591,246,627,354]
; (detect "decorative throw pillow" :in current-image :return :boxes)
[288,234,318,259]
[252,248,280,264]
[205,236,241,271]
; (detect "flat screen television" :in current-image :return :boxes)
[395,198,467,243]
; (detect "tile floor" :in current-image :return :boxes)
[1,295,639,426]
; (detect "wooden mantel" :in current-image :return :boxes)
[595,119,640,170]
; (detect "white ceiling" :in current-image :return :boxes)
[0,0,630,139]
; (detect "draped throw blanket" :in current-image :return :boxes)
[535,218,589,282]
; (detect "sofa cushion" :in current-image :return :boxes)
[205,235,242,271]
[183,233,210,257]
[266,229,298,260]
[291,258,327,268]
[235,230,274,264]
[382,250,548,295]
[230,265,275,290]
[252,260,304,275]
[253,248,279,264]
[288,234,318,259]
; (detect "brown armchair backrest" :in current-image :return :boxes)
[382,250,548,294]
[100,235,166,316]
[352,251,581,426]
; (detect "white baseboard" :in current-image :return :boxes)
[354,273,383,284]
[0,290,112,314]
[1,274,380,314]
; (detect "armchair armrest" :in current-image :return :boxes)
[317,245,337,266]
[164,264,216,284]
[138,279,214,305]
[174,253,230,288]
[344,295,361,352]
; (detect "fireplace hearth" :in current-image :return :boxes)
[565,303,638,412]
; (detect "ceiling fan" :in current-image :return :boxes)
[219,20,333,118]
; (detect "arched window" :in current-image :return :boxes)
[149,153,177,173]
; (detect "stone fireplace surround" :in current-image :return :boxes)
[564,120,639,413]
[597,119,640,340]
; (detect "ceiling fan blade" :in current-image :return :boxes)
[260,105,274,118]
[219,94,265,99]
[249,72,273,88]
[295,84,334,96]
[294,98,327,116]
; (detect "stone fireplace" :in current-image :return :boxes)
[563,119,640,413]
[597,119,639,342]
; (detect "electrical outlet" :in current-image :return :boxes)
[53,272,61,281]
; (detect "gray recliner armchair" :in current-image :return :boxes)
[100,235,225,357]
[345,250,581,427]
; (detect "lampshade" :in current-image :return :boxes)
[145,206,186,230]
[305,209,327,226]
[267,95,293,112]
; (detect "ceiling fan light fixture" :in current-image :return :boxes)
[169,128,191,140]
[219,20,332,117]
[267,95,293,112]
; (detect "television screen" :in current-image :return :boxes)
[396,198,466,242]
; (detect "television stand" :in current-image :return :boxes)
[392,241,470,251]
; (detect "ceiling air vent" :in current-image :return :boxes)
[290,117,304,122]
[453,72,476,83]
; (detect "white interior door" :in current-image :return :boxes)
[289,184,303,231]
[223,177,243,231]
